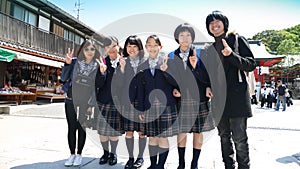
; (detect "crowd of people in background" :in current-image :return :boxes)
[252,80,293,111]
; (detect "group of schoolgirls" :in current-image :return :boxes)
[95,23,214,169]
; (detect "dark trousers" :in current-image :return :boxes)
[65,99,86,154]
[217,117,250,169]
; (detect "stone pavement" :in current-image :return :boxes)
[0,100,300,169]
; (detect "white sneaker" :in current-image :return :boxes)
[73,154,82,166]
[64,154,76,166]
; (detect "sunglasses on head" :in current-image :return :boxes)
[84,47,96,52]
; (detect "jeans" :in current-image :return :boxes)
[217,117,250,169]
[275,95,286,111]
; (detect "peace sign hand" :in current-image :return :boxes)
[119,56,127,73]
[96,57,107,74]
[221,39,232,57]
[65,48,74,64]
[189,49,198,69]
[160,58,168,72]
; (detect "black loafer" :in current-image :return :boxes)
[124,158,134,169]
[109,153,118,166]
[99,154,109,165]
[133,158,144,168]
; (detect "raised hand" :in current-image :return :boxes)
[221,39,232,57]
[160,58,168,72]
[96,57,107,74]
[65,48,74,64]
[189,48,198,69]
[119,56,127,73]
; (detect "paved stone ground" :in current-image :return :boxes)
[0,100,300,169]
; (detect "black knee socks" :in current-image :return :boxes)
[191,148,201,169]
[157,147,169,169]
[148,145,158,167]
[178,147,186,167]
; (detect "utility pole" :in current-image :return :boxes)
[75,0,83,20]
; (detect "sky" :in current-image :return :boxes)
[48,0,300,44]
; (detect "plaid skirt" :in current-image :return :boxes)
[120,101,145,133]
[97,102,124,136]
[178,99,215,133]
[144,100,179,137]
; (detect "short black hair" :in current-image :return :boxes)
[174,23,195,43]
[206,10,229,37]
[123,35,144,59]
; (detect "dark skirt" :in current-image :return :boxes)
[97,102,124,136]
[144,100,179,137]
[178,99,215,133]
[120,102,145,133]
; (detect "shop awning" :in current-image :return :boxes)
[0,48,16,62]
[0,47,64,68]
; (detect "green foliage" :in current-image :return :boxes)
[250,24,300,55]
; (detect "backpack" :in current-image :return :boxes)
[234,33,256,96]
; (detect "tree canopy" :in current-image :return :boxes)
[250,24,300,55]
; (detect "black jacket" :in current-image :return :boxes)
[203,33,256,118]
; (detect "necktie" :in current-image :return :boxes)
[179,52,189,69]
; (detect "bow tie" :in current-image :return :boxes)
[129,58,139,68]
[149,58,158,69]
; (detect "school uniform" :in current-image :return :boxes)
[115,57,145,133]
[168,47,215,133]
[95,56,124,136]
[137,57,179,137]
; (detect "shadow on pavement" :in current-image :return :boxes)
[276,153,300,166]
[9,157,127,169]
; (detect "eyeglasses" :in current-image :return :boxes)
[84,47,96,52]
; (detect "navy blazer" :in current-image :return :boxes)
[95,56,119,104]
[136,59,178,112]
[114,58,144,107]
[168,47,211,102]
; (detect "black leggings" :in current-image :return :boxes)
[65,99,86,154]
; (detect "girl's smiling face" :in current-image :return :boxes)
[145,38,162,59]
[126,43,139,59]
